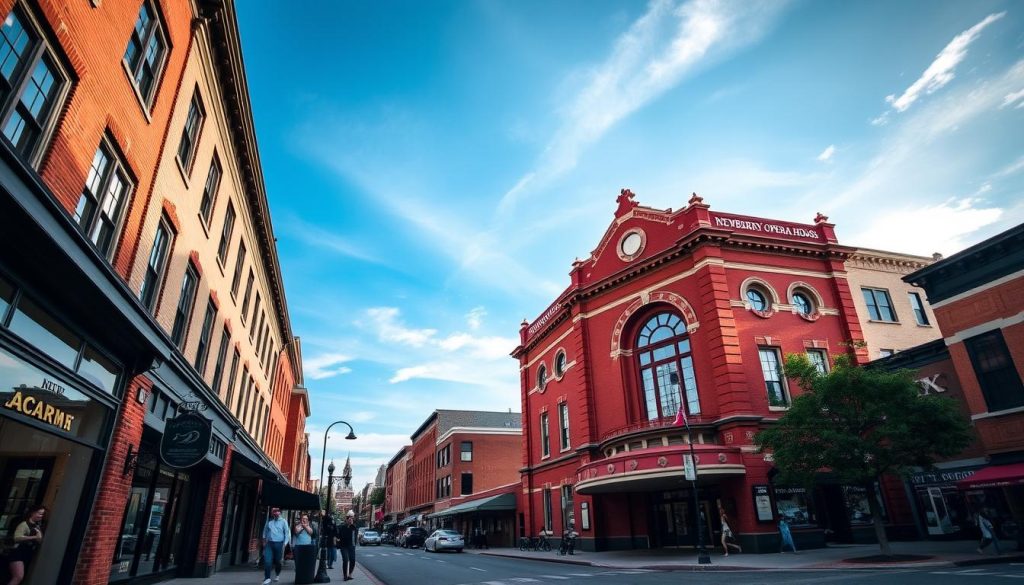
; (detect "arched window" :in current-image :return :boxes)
[635,312,701,421]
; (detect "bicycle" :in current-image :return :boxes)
[535,534,552,552]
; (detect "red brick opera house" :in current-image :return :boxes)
[513,191,913,552]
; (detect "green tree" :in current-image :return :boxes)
[370,487,385,507]
[756,354,971,556]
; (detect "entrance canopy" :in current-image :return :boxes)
[957,463,1024,490]
[429,493,516,519]
[260,481,320,510]
[399,513,423,526]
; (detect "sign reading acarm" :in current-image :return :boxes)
[3,391,75,431]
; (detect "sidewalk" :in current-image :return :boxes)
[159,559,376,585]
[467,540,1024,571]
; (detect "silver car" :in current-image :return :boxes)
[359,530,382,546]
[424,529,464,553]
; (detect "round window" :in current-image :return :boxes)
[537,364,548,391]
[554,351,567,377]
[746,288,768,311]
[792,292,813,315]
[620,232,643,257]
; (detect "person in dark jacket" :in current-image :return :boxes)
[336,511,358,581]
[321,511,338,569]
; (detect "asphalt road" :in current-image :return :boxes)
[356,547,1024,585]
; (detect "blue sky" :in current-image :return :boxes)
[235,0,1024,490]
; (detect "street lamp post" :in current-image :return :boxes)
[314,421,357,583]
[682,416,711,565]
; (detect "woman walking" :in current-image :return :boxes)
[976,511,1001,555]
[719,509,742,556]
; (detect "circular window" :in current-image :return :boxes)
[621,232,642,256]
[554,351,567,378]
[746,289,768,311]
[617,230,646,261]
[792,292,813,315]
[537,363,548,391]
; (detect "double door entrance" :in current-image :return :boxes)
[651,491,716,548]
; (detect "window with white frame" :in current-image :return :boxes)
[807,349,829,374]
[210,325,229,394]
[461,441,472,462]
[230,242,246,297]
[542,488,553,532]
[758,347,789,407]
[862,288,897,322]
[635,312,700,420]
[194,296,216,373]
[540,412,550,458]
[217,202,235,264]
[965,330,1024,412]
[170,263,199,349]
[74,137,133,260]
[0,5,70,167]
[176,90,204,171]
[908,292,929,326]
[199,154,221,225]
[123,0,166,106]
[558,402,570,451]
[139,216,173,312]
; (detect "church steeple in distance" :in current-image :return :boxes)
[343,454,352,488]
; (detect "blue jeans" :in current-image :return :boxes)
[328,546,337,566]
[263,541,285,579]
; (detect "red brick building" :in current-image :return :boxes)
[0,1,311,583]
[903,223,1024,547]
[512,190,919,553]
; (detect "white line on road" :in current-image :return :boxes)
[539,577,570,580]
[566,573,594,577]
[470,567,487,572]
[997,576,1024,579]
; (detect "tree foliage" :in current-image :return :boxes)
[370,487,385,507]
[756,353,971,554]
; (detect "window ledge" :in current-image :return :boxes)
[768,405,790,412]
[121,60,153,123]
[972,405,1024,421]
[916,323,933,328]
[867,319,900,325]
[541,454,551,461]
[560,446,571,453]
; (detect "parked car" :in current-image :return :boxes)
[400,527,428,548]
[424,529,464,553]
[381,532,396,545]
[359,530,382,546]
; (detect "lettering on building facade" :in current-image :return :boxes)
[713,215,820,240]
[3,390,76,431]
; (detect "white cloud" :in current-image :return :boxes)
[498,0,787,211]
[817,145,836,162]
[304,353,354,380]
[364,307,437,347]
[848,197,1002,256]
[992,156,1024,179]
[882,12,1005,114]
[466,306,487,330]
[279,213,382,265]
[1001,88,1024,109]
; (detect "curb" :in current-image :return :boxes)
[478,551,593,566]
[954,554,1024,567]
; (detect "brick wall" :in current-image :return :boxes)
[194,445,234,576]
[72,375,152,585]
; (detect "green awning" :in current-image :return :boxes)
[429,493,516,519]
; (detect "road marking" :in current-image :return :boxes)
[565,573,594,578]
[471,567,487,572]
[539,576,570,580]
[997,576,1024,579]
[507,579,539,583]
[957,569,992,574]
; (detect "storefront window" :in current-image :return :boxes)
[0,416,97,584]
[110,443,194,581]
[0,276,13,321]
[774,486,815,527]
[8,295,81,370]
[843,484,887,524]
[78,345,119,395]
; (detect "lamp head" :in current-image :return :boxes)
[328,461,336,474]
[345,430,357,440]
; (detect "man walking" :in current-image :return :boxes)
[337,511,358,581]
[262,507,290,584]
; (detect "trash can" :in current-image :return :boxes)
[292,545,318,584]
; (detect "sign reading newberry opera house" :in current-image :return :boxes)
[711,213,820,240]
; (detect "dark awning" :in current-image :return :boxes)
[260,481,320,510]
[957,463,1024,490]
[429,493,516,519]
[398,513,422,526]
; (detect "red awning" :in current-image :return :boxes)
[957,463,1024,490]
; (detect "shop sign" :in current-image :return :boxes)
[909,468,976,486]
[683,454,696,481]
[3,385,75,431]
[160,411,212,468]
[752,485,774,522]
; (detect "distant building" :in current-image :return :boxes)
[844,248,941,360]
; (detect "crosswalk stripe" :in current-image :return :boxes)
[539,577,570,580]
[565,573,594,577]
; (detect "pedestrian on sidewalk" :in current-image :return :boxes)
[976,511,1001,555]
[719,509,742,556]
[337,511,358,581]
[261,507,290,585]
[778,518,797,553]
[321,511,338,570]
[5,505,45,585]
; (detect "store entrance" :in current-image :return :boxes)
[650,491,715,548]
